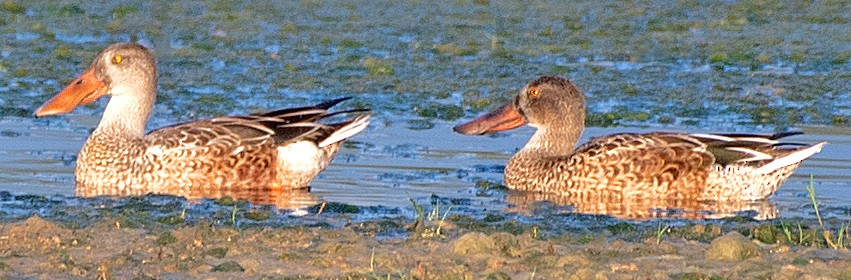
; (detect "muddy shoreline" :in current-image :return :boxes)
[0,193,847,278]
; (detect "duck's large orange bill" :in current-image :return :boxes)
[34,68,108,117]
[453,103,526,135]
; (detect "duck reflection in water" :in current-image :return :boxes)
[504,191,777,220]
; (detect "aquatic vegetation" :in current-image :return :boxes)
[408,196,453,238]
[155,231,177,245]
[243,210,271,221]
[339,38,363,48]
[414,103,463,121]
[655,222,669,244]
[806,175,848,249]
[433,43,477,56]
[211,261,244,272]
[109,5,138,19]
[1,1,24,14]
[157,215,185,225]
[362,57,394,76]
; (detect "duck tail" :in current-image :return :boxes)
[755,142,826,174]
[318,114,371,148]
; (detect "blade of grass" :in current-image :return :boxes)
[781,221,793,244]
[656,222,669,245]
[231,205,238,226]
[369,247,376,273]
[806,175,824,228]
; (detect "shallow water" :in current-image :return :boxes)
[1,0,850,221]
[3,114,850,220]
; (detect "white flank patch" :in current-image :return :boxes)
[277,141,322,169]
[318,115,371,148]
[230,146,245,156]
[755,142,827,174]
[146,145,166,156]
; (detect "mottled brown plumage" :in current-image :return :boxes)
[35,43,370,197]
[454,76,825,202]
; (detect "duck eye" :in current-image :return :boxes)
[529,88,541,97]
[112,54,123,64]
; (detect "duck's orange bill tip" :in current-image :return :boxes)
[453,103,526,135]
[34,68,107,117]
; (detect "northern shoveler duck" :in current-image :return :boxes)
[454,76,825,201]
[35,43,370,196]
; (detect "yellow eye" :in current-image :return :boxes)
[529,88,541,97]
[112,54,123,64]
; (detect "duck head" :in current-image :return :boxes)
[454,76,585,135]
[35,43,156,117]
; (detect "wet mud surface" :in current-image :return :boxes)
[1,194,851,279]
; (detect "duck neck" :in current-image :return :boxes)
[521,126,583,157]
[94,83,156,138]
[504,126,582,193]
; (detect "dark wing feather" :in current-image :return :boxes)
[688,131,806,165]
[256,97,353,120]
[144,97,368,152]
[270,122,328,144]
[714,131,802,140]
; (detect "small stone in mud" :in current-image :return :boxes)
[606,222,636,234]
[157,215,185,225]
[204,247,228,258]
[557,255,592,268]
[483,214,504,222]
[215,196,236,206]
[244,211,270,221]
[792,257,809,266]
[311,202,360,214]
[491,232,521,257]
[7,215,64,237]
[212,261,244,272]
[705,232,760,261]
[753,223,777,244]
[453,232,497,256]
[155,231,177,245]
[484,271,511,280]
[405,119,434,130]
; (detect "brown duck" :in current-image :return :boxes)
[454,76,825,201]
[35,43,370,196]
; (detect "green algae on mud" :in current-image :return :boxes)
[1,0,849,128]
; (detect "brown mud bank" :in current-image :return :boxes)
[0,194,849,279]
